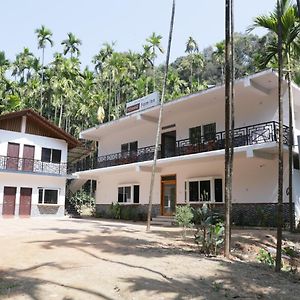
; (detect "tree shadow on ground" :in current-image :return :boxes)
[122,259,300,300]
[0,263,115,300]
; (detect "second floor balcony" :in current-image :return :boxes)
[0,156,67,175]
[81,121,289,170]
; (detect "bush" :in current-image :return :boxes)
[175,205,194,238]
[110,202,121,219]
[193,204,224,255]
[69,190,95,215]
[256,249,275,267]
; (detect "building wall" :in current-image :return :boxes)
[0,173,65,217]
[95,154,290,207]
[98,88,292,157]
[0,129,68,162]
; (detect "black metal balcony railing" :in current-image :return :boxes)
[0,156,67,175]
[94,121,289,170]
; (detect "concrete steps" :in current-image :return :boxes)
[151,215,177,227]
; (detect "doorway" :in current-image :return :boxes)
[22,145,35,172]
[3,186,17,216]
[19,188,32,216]
[161,175,176,216]
[6,143,20,170]
[161,130,176,158]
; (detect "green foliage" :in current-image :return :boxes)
[256,248,275,267]
[69,190,95,214]
[110,202,121,219]
[193,204,224,255]
[175,205,194,238]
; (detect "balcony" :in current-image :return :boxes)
[91,121,289,170]
[0,156,67,175]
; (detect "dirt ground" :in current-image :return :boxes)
[0,218,299,300]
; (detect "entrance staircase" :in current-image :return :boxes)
[150,215,177,227]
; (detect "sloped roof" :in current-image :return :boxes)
[0,109,80,149]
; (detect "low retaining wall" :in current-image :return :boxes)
[96,202,294,227]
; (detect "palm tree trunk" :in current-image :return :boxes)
[146,0,176,231]
[275,0,283,273]
[40,47,45,115]
[297,0,300,17]
[59,98,63,128]
[287,53,295,232]
[224,0,232,258]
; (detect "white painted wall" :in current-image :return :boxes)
[0,129,68,162]
[97,87,294,157]
[95,154,289,206]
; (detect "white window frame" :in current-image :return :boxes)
[117,184,140,205]
[38,188,60,205]
[185,176,223,203]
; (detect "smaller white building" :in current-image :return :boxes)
[0,109,79,218]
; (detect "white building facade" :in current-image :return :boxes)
[0,109,79,218]
[76,70,300,226]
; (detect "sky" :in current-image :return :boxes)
[0,0,277,68]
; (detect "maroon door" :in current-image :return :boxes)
[22,145,35,172]
[19,188,32,216]
[3,187,16,216]
[6,143,20,170]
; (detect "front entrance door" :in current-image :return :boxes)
[3,187,17,216]
[6,143,20,170]
[161,175,176,215]
[22,145,35,171]
[161,130,176,158]
[19,188,32,216]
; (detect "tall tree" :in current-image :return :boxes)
[212,42,225,83]
[250,0,300,232]
[35,25,53,114]
[224,0,234,258]
[61,33,82,58]
[276,0,284,273]
[147,0,176,231]
[146,32,164,91]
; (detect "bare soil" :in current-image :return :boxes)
[0,218,299,300]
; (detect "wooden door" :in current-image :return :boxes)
[22,145,35,171]
[6,143,20,170]
[3,187,16,216]
[19,188,32,216]
[161,175,176,216]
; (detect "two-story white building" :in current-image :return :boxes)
[0,109,80,218]
[75,69,300,226]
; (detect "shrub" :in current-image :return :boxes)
[256,248,275,267]
[69,190,95,214]
[110,202,121,219]
[193,204,224,255]
[175,205,194,238]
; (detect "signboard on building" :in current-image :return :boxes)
[126,92,160,115]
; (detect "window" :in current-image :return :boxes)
[203,123,216,141]
[189,126,202,144]
[41,148,61,163]
[118,185,140,203]
[185,177,223,202]
[38,188,59,204]
[121,141,138,155]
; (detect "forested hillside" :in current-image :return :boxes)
[0,28,299,137]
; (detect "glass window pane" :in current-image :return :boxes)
[38,189,43,204]
[215,179,223,202]
[52,149,61,163]
[203,123,216,141]
[125,186,131,202]
[121,143,129,154]
[44,189,58,204]
[189,181,199,202]
[41,148,51,162]
[189,126,201,144]
[118,187,124,202]
[133,185,139,203]
[130,141,138,153]
[200,180,211,201]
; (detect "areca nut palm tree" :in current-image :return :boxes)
[185,36,200,91]
[61,33,82,58]
[146,32,164,91]
[35,25,53,114]
[250,0,300,232]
